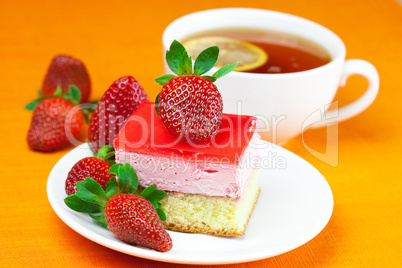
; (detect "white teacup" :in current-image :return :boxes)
[162,8,379,145]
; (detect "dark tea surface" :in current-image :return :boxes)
[181,28,331,74]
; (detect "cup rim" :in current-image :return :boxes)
[162,8,346,78]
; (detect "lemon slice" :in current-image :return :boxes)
[182,36,268,72]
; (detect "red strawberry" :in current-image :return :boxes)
[105,194,172,252]
[65,145,115,195]
[64,163,171,252]
[27,90,84,152]
[157,75,223,143]
[155,40,236,144]
[42,55,91,103]
[88,76,149,154]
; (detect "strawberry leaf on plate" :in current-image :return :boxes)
[64,194,104,213]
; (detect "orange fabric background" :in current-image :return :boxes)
[1,0,401,267]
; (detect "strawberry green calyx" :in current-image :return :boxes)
[25,85,81,111]
[155,40,237,85]
[154,40,237,114]
[95,145,115,165]
[64,163,167,228]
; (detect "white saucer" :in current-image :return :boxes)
[47,141,333,265]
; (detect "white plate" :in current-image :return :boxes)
[47,142,333,265]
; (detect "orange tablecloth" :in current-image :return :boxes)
[1,0,401,267]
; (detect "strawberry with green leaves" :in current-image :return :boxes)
[64,163,172,252]
[65,145,115,195]
[26,86,84,152]
[42,55,91,103]
[155,40,237,144]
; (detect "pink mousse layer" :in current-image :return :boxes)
[115,133,260,199]
[113,102,260,199]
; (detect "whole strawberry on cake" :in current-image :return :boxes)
[113,40,261,236]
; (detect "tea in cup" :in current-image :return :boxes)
[162,8,379,144]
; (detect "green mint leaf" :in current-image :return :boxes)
[108,163,123,175]
[140,184,156,199]
[166,40,186,75]
[155,74,175,86]
[155,92,160,116]
[37,89,43,97]
[213,63,238,79]
[64,194,104,213]
[147,189,167,202]
[180,51,193,75]
[89,213,108,228]
[24,99,40,111]
[105,177,116,198]
[201,75,217,83]
[194,46,219,75]
[156,208,166,221]
[69,85,81,104]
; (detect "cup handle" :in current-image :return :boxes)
[311,59,379,128]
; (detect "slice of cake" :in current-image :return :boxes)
[113,101,261,236]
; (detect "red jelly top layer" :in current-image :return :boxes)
[113,102,257,165]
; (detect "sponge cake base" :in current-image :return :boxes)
[159,171,260,236]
